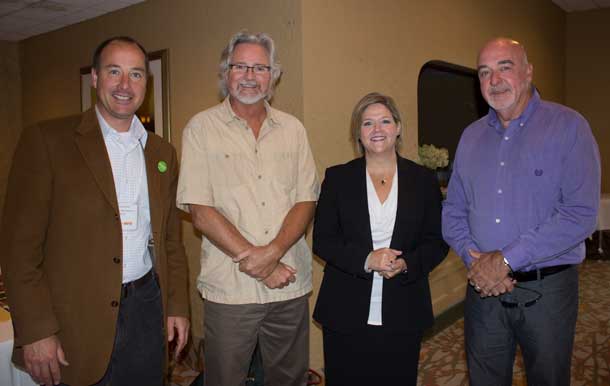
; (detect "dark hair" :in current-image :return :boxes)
[350,92,403,154]
[92,36,149,73]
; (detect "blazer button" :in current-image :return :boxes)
[111,300,119,307]
[113,257,121,264]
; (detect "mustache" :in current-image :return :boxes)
[489,85,511,94]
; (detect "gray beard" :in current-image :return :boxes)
[233,91,267,105]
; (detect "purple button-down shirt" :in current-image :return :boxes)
[442,90,600,272]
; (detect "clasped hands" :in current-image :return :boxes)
[367,248,406,279]
[233,243,296,289]
[468,249,515,297]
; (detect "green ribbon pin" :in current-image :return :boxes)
[157,160,168,173]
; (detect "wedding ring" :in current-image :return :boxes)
[475,285,481,292]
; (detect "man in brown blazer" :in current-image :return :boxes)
[0,36,189,386]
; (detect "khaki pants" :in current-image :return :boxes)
[203,295,309,386]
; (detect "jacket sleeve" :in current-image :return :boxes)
[402,170,449,283]
[0,125,59,346]
[165,147,190,318]
[313,167,373,279]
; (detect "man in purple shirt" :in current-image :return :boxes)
[443,37,600,385]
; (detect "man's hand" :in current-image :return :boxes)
[468,249,512,296]
[167,316,190,360]
[367,248,403,272]
[23,335,69,385]
[381,258,407,279]
[234,243,282,279]
[262,263,296,289]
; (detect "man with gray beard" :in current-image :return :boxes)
[177,31,319,386]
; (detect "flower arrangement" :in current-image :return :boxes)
[417,144,449,170]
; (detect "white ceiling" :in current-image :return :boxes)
[552,0,610,12]
[0,0,145,41]
[0,0,609,42]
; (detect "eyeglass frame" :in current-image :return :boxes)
[228,63,271,75]
[499,284,542,308]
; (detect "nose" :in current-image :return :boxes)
[490,70,501,86]
[244,68,256,80]
[118,73,130,89]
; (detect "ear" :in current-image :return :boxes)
[526,63,533,83]
[91,67,98,89]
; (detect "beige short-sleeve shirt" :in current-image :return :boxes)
[177,98,319,304]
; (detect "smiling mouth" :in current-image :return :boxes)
[113,93,133,102]
[370,135,386,142]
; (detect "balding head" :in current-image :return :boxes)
[477,37,533,127]
[478,38,529,67]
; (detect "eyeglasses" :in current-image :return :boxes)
[500,285,542,308]
[228,63,271,74]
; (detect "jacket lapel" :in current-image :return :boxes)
[144,135,163,241]
[353,157,374,251]
[74,109,119,214]
[390,157,416,249]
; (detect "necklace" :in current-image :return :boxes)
[381,178,387,185]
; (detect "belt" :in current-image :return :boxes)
[510,264,572,282]
[121,269,155,298]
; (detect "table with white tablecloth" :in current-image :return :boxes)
[596,193,610,253]
[0,308,37,386]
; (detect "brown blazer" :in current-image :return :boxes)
[0,109,189,385]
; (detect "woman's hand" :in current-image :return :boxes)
[366,248,402,272]
[381,258,407,279]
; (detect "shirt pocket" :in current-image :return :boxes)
[209,151,250,188]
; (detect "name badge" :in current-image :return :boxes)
[119,204,138,231]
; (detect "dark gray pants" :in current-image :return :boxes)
[203,295,309,386]
[464,265,578,386]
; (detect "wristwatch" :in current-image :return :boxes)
[503,257,514,276]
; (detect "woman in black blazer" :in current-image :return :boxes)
[313,92,448,386]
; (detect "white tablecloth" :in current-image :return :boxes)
[1,312,37,386]
[598,193,610,231]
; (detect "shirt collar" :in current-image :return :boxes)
[220,96,280,127]
[487,87,541,131]
[95,105,148,147]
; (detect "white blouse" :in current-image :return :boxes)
[365,167,398,326]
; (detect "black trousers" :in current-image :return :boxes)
[464,265,578,386]
[69,272,165,386]
[322,325,423,386]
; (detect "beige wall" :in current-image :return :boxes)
[14,0,568,375]
[566,8,610,193]
[18,0,303,345]
[0,41,22,221]
[301,0,565,370]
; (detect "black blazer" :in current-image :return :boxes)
[313,156,448,332]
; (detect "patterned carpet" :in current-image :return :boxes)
[170,259,610,386]
[417,259,610,386]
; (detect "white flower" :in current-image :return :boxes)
[417,144,449,170]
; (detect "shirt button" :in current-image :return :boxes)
[504,136,510,141]
[258,175,262,179]
[265,230,269,235]
[261,202,266,206]
[519,123,524,127]
[497,189,503,194]
[500,161,505,166]
[255,149,258,154]
[111,300,119,307]
[495,218,501,224]
[113,257,121,264]
[225,154,230,158]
